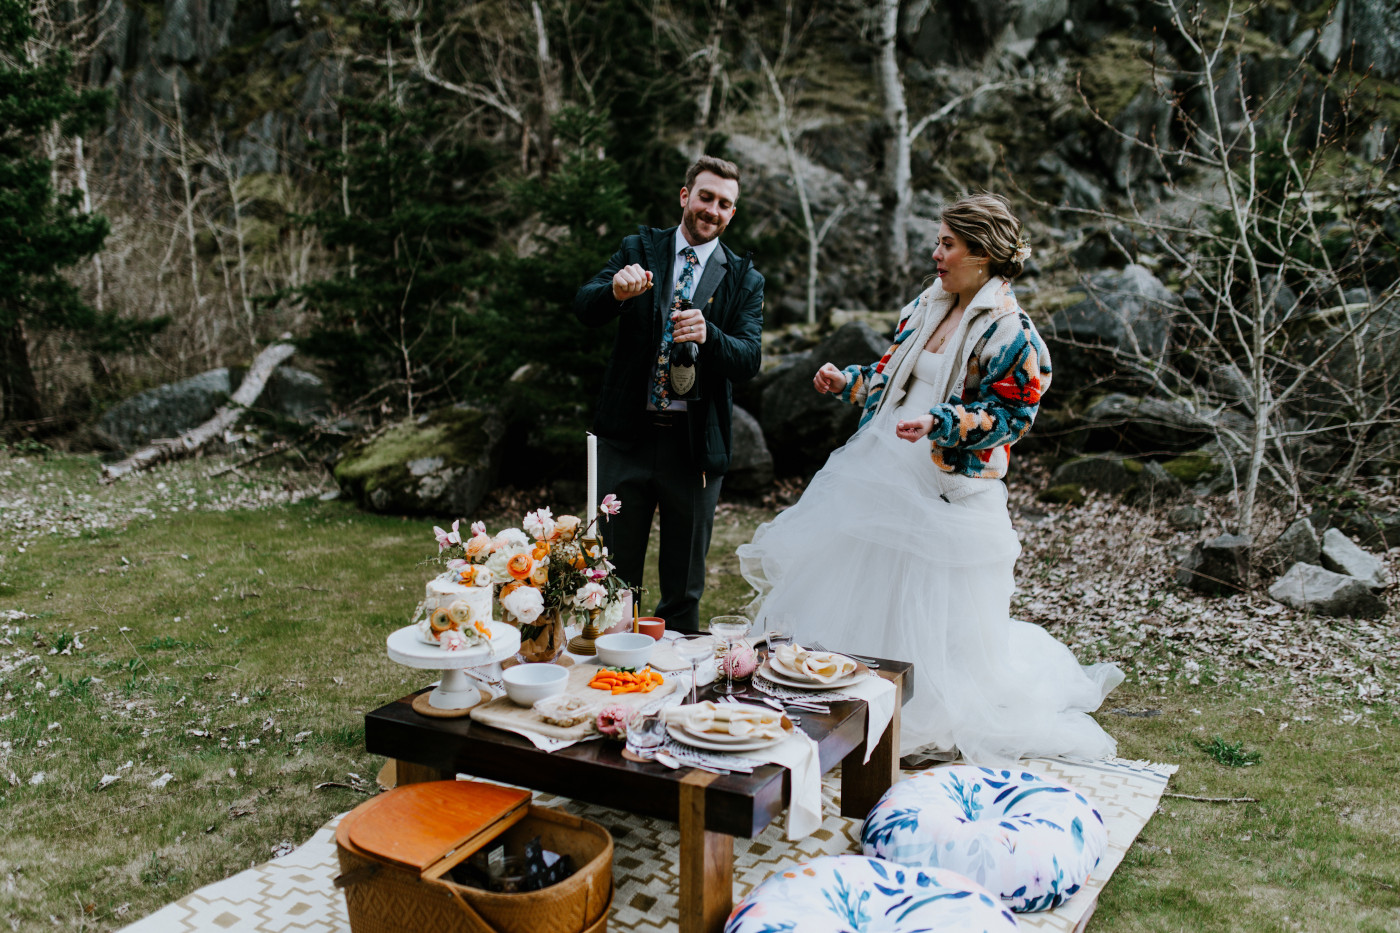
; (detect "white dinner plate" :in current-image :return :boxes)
[760,658,868,690]
[669,706,787,745]
[666,722,788,753]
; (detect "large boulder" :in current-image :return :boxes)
[1045,265,1179,391]
[1175,532,1252,596]
[1080,393,1250,455]
[759,321,890,477]
[1048,455,1140,496]
[724,406,775,496]
[332,404,504,517]
[1320,528,1390,590]
[93,365,329,451]
[1263,517,1322,572]
[1268,562,1389,618]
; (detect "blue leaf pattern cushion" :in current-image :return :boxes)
[725,854,1018,933]
[860,766,1108,912]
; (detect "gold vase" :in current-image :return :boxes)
[567,607,604,656]
[510,608,566,664]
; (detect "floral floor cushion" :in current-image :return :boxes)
[861,765,1107,912]
[725,854,1018,933]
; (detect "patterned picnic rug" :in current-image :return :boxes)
[120,756,1176,933]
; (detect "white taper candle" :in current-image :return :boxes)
[586,432,598,530]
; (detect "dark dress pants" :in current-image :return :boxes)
[596,424,723,634]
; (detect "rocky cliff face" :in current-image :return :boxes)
[77,0,342,183]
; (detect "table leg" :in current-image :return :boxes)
[388,759,446,786]
[840,669,903,819]
[679,770,733,933]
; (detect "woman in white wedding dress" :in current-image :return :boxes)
[738,194,1122,766]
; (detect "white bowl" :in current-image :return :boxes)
[595,632,655,669]
[501,663,569,706]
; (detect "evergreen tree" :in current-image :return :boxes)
[295,7,496,413]
[0,0,112,429]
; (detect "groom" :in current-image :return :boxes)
[573,155,765,633]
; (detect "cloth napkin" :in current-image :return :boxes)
[842,674,897,762]
[664,701,787,741]
[753,731,822,840]
[774,644,858,683]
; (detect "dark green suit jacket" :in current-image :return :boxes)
[573,225,764,477]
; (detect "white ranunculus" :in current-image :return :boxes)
[501,585,545,624]
[485,543,529,582]
[574,582,608,610]
[495,528,530,550]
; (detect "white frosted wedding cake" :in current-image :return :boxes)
[415,569,495,646]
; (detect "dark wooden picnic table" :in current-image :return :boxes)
[365,657,913,933]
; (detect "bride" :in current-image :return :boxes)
[737,194,1123,766]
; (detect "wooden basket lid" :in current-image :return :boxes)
[346,780,531,876]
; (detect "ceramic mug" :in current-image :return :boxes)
[636,617,665,641]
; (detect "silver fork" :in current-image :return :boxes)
[809,642,880,668]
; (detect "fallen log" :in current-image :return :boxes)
[101,342,296,483]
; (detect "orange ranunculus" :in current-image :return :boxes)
[457,565,477,586]
[572,553,588,570]
[532,541,550,561]
[530,559,549,586]
[507,552,534,581]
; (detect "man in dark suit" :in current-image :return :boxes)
[573,155,764,633]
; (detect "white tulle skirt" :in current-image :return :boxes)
[737,400,1123,764]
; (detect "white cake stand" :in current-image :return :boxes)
[386,621,521,716]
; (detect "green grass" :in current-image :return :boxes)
[1,455,1397,931]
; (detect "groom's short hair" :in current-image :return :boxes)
[685,155,741,191]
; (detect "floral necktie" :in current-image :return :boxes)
[652,247,698,411]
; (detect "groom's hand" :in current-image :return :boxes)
[812,362,847,394]
[612,264,653,301]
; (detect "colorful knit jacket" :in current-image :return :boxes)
[838,279,1051,481]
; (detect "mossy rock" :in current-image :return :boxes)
[1048,455,1140,496]
[1038,484,1086,506]
[1161,452,1220,484]
[333,404,504,517]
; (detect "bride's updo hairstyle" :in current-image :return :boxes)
[940,193,1029,280]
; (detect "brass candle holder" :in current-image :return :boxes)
[567,607,604,656]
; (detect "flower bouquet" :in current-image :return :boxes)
[431,495,630,663]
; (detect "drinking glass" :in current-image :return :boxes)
[708,615,751,697]
[764,613,795,661]
[673,634,715,704]
[624,711,667,760]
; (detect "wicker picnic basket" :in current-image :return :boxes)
[335,780,613,933]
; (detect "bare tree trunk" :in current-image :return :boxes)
[689,0,727,159]
[531,0,562,172]
[1,319,45,427]
[875,0,911,303]
[101,341,296,482]
[170,76,205,331]
[760,52,821,325]
[73,135,104,314]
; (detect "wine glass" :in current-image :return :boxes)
[673,634,715,705]
[708,615,751,697]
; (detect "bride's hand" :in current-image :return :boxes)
[895,415,934,442]
[812,363,848,394]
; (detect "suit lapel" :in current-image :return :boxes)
[689,244,729,311]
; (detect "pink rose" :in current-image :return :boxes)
[595,704,634,739]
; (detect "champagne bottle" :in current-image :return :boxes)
[669,298,702,400]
